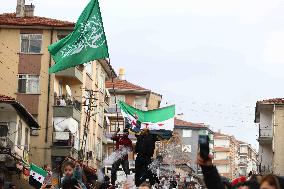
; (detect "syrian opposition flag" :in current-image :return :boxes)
[119,101,175,139]
[29,164,48,188]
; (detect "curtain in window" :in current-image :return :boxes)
[18,75,27,93]
[27,75,39,93]
[21,34,29,53]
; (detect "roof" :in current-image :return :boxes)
[0,13,74,27]
[174,118,206,128]
[0,95,39,128]
[257,98,284,105]
[106,79,149,91]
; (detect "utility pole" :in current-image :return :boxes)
[80,89,98,161]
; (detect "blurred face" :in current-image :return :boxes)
[138,186,150,189]
[64,165,74,177]
[260,181,277,189]
[237,186,249,189]
[45,165,52,171]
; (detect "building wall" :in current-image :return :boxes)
[259,143,273,173]
[147,93,161,110]
[214,134,240,179]
[273,106,284,175]
[0,28,19,98]
[28,29,57,166]
[175,127,210,173]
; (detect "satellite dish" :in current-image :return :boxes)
[66,85,72,96]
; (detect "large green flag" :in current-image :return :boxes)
[48,0,109,73]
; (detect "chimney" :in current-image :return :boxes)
[24,4,35,17]
[118,68,125,80]
[16,0,25,17]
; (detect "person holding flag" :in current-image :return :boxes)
[110,128,133,186]
[134,128,159,186]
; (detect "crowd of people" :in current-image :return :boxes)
[198,154,284,189]
[35,128,284,189]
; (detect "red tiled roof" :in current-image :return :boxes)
[0,95,15,102]
[106,79,149,91]
[0,13,74,27]
[174,118,205,128]
[257,98,284,104]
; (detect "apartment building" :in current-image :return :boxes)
[238,141,258,176]
[213,132,239,179]
[0,95,39,188]
[174,117,213,173]
[104,69,162,177]
[255,98,284,176]
[0,0,115,178]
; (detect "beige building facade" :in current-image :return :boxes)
[255,98,284,176]
[0,1,115,185]
[213,132,239,179]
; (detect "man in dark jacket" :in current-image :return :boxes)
[111,128,133,185]
[135,128,158,186]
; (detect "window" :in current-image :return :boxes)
[85,62,93,77]
[110,120,124,132]
[20,34,42,53]
[18,75,40,94]
[17,121,22,146]
[24,128,29,150]
[108,146,114,156]
[134,97,146,110]
[109,95,125,113]
[183,130,192,137]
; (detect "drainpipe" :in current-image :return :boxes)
[45,28,54,142]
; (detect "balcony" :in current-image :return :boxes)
[53,98,81,122]
[258,128,273,144]
[108,107,121,114]
[55,67,83,83]
[51,131,78,158]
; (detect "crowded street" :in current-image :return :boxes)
[1,0,284,188]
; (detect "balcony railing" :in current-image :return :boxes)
[54,96,82,111]
[108,107,121,113]
[53,97,82,122]
[258,128,273,144]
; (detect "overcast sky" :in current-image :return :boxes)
[2,0,284,148]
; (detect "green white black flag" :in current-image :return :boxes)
[48,0,109,73]
[119,101,175,139]
[29,164,48,188]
